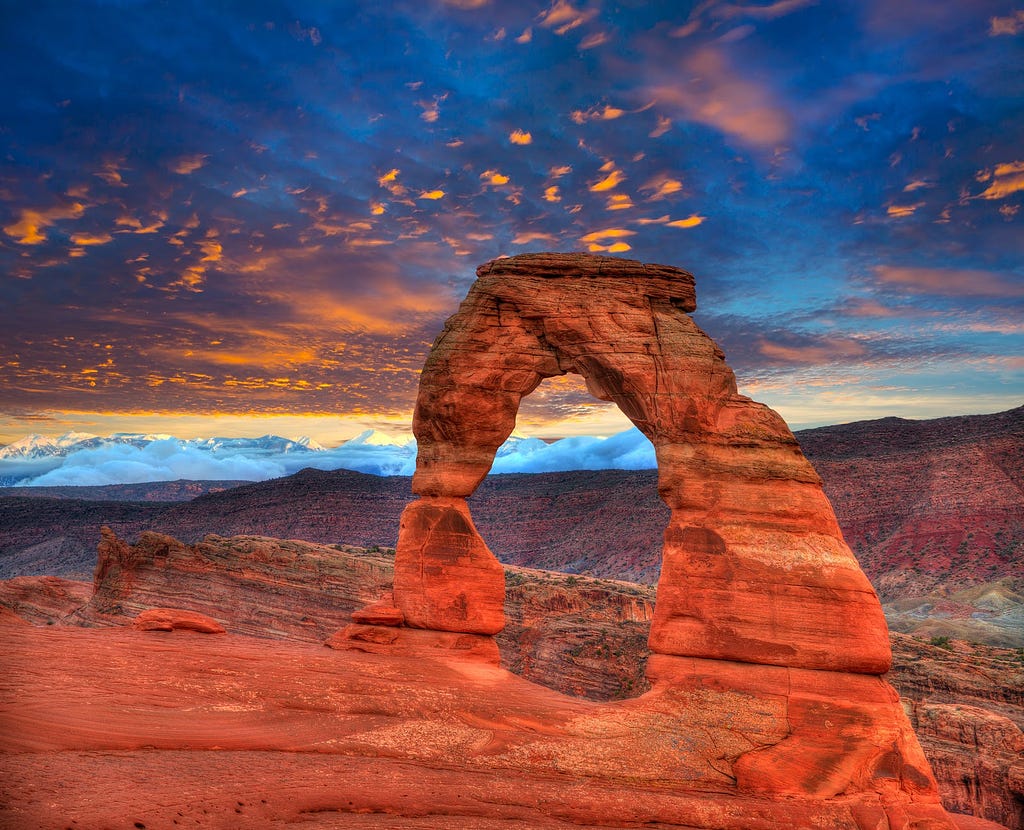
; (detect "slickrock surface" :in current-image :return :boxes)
[2,623,959,830]
[1,533,1020,827]
[0,574,92,624]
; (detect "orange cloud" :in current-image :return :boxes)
[648,47,790,148]
[571,104,625,124]
[376,168,408,200]
[418,189,445,200]
[481,170,510,185]
[587,241,632,253]
[509,129,532,145]
[990,9,1024,35]
[171,154,208,175]
[579,31,610,49]
[417,93,448,123]
[116,215,142,230]
[3,202,86,245]
[667,214,704,228]
[873,265,1024,297]
[537,0,597,35]
[590,167,625,192]
[94,160,127,186]
[759,337,867,365]
[579,228,636,243]
[199,240,223,262]
[512,231,558,244]
[641,174,683,199]
[650,115,672,138]
[606,194,634,211]
[886,202,923,217]
[544,185,561,202]
[70,232,113,246]
[903,179,933,192]
[839,298,906,318]
[976,161,1024,199]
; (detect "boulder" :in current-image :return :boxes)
[133,608,225,634]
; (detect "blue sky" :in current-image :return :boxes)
[1,0,1021,443]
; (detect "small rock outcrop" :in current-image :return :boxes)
[379,252,954,825]
[132,608,226,633]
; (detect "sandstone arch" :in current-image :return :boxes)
[392,252,891,675]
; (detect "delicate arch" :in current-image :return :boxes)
[393,253,891,674]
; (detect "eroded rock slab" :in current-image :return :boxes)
[0,625,955,830]
[2,534,1019,826]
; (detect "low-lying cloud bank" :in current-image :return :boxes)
[0,429,658,487]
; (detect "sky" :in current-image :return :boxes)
[1,0,1022,446]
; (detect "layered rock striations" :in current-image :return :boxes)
[369,252,956,824]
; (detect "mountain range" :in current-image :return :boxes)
[0,426,656,486]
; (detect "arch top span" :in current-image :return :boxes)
[395,252,892,676]
[413,252,706,499]
[475,251,697,309]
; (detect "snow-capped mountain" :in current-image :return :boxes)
[185,435,326,454]
[0,433,328,461]
[343,429,413,448]
[0,427,656,487]
[0,432,102,459]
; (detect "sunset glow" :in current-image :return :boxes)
[1,1,1021,445]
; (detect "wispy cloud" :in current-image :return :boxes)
[645,47,791,148]
[3,202,86,245]
[537,0,597,35]
[170,154,208,175]
[872,266,1024,298]
[976,161,1024,200]
[758,336,867,365]
[990,9,1024,35]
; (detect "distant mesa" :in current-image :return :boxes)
[346,251,956,824]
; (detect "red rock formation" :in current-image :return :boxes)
[133,607,225,633]
[381,252,951,824]
[75,529,395,641]
[0,575,91,624]
[396,252,890,675]
[392,497,504,634]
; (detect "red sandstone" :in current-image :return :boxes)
[132,607,226,633]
